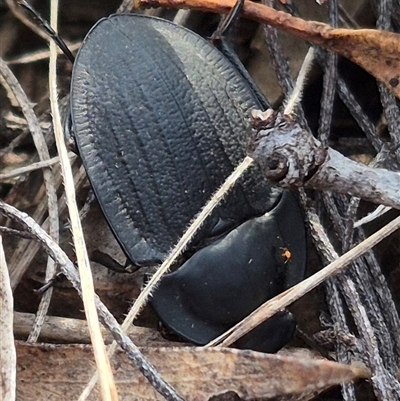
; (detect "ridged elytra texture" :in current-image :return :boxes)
[70,14,280,265]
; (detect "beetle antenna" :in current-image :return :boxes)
[17,0,75,63]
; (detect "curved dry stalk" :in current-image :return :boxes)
[6,42,81,65]
[46,1,117,400]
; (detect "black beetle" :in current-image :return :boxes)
[69,13,306,352]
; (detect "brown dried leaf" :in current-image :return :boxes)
[135,0,400,99]
[275,27,400,99]
[16,342,369,401]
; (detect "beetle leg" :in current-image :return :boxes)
[90,250,140,273]
[62,189,96,229]
[36,272,66,294]
[63,112,78,153]
[18,0,75,63]
[210,0,245,42]
[209,0,271,111]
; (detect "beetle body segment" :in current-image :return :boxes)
[150,191,306,352]
[70,14,280,266]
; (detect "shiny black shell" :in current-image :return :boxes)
[70,14,281,265]
[151,191,306,352]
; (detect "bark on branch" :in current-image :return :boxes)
[248,110,400,209]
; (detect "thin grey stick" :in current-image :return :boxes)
[0,153,76,182]
[376,0,400,164]
[338,276,400,400]
[299,192,357,401]
[0,55,59,342]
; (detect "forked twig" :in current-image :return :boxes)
[248,112,400,209]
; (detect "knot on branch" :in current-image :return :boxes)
[248,110,327,187]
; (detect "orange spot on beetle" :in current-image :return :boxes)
[281,247,292,264]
